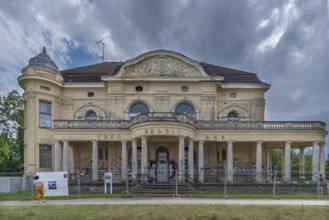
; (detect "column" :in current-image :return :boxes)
[92,140,98,181]
[198,141,204,183]
[227,141,234,182]
[188,139,194,182]
[284,141,291,182]
[178,136,185,182]
[266,149,272,181]
[54,140,61,171]
[69,145,75,173]
[121,141,128,181]
[132,139,137,179]
[63,140,69,172]
[256,141,263,183]
[141,136,148,182]
[312,141,319,182]
[299,147,305,181]
[281,148,285,181]
[319,143,325,181]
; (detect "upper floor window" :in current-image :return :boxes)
[85,110,97,120]
[129,102,149,119]
[175,102,195,117]
[135,86,143,92]
[227,111,239,120]
[88,92,94,97]
[39,101,52,128]
[181,86,189,92]
[40,85,51,92]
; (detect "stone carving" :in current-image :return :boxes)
[200,96,216,101]
[74,104,107,119]
[122,55,202,78]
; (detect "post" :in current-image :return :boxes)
[271,171,277,199]
[126,170,129,197]
[173,168,180,198]
[316,172,321,199]
[224,169,228,199]
[77,172,81,199]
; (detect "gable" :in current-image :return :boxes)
[116,50,211,79]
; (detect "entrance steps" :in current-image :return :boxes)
[131,183,198,197]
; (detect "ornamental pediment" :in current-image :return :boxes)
[118,51,209,79]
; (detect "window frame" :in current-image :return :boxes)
[39,100,52,128]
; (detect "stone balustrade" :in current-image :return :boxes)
[53,113,326,131]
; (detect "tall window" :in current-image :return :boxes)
[129,102,149,119]
[175,102,195,118]
[39,144,52,168]
[39,101,52,128]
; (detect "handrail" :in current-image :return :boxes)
[53,114,326,131]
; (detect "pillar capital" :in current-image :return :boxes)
[91,140,98,144]
[178,136,186,141]
[62,140,69,144]
[198,140,204,144]
[285,140,292,144]
[227,140,234,145]
[256,141,263,145]
[121,140,128,144]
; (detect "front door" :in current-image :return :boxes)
[156,149,169,182]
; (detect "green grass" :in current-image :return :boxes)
[1,191,328,201]
[1,204,328,220]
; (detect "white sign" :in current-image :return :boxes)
[37,171,69,197]
[104,172,112,194]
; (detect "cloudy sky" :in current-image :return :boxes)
[0,0,328,156]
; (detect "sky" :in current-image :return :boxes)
[0,0,328,157]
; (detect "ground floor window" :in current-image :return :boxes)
[39,144,52,168]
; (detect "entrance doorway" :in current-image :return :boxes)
[156,146,169,182]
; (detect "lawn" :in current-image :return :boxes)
[1,204,328,220]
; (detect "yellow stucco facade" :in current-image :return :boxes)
[18,49,327,183]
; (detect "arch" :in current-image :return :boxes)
[128,101,150,119]
[74,104,107,120]
[218,106,250,121]
[174,101,196,118]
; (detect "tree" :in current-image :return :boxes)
[0,90,24,173]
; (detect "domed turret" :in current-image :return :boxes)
[28,46,59,72]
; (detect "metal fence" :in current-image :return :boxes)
[0,170,328,200]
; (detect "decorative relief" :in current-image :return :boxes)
[122,55,202,78]
[200,96,216,101]
[154,96,170,101]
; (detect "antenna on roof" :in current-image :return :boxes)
[97,36,110,62]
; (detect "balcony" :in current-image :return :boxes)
[53,112,326,131]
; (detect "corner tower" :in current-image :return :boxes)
[18,47,63,173]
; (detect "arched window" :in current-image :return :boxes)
[129,102,149,119]
[85,110,97,120]
[227,111,239,120]
[175,102,195,117]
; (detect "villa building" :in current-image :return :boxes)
[18,47,327,184]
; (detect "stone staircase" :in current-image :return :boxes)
[131,183,198,197]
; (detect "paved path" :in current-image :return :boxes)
[1,198,329,206]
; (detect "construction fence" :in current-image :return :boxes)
[0,170,328,200]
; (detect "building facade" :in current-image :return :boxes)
[18,48,327,184]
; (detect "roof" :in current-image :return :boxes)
[60,62,123,82]
[60,58,264,84]
[28,47,59,72]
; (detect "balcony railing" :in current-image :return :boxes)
[53,113,326,131]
